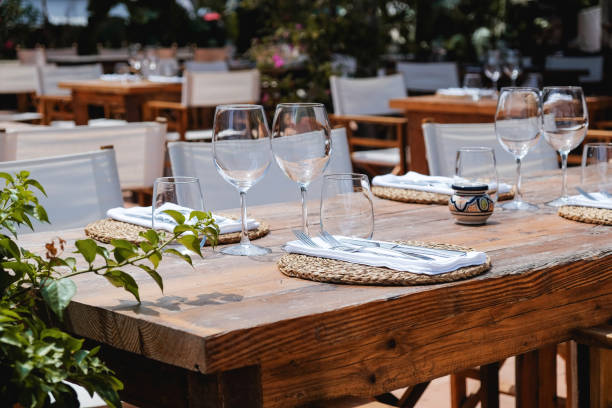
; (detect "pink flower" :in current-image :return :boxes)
[203,12,221,21]
[272,54,285,68]
[262,93,270,103]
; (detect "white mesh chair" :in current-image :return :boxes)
[0,64,41,121]
[545,55,604,83]
[168,127,351,211]
[2,122,166,202]
[0,148,123,234]
[143,69,260,141]
[17,46,46,65]
[184,60,229,72]
[395,62,460,93]
[329,74,408,175]
[422,122,558,179]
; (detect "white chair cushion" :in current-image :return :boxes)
[351,148,399,166]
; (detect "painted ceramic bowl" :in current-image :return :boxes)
[448,183,494,225]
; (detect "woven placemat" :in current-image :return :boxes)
[558,205,612,226]
[371,186,513,205]
[278,241,491,286]
[85,218,270,245]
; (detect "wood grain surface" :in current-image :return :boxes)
[17,168,612,407]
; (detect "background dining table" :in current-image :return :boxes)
[17,168,612,408]
[389,95,612,174]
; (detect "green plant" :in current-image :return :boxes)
[0,171,219,407]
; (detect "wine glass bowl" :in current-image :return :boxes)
[271,103,332,234]
[503,49,522,86]
[455,147,499,202]
[484,50,502,90]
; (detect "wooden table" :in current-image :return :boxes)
[58,79,181,124]
[19,169,612,407]
[390,95,612,174]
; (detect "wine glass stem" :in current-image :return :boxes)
[300,185,309,235]
[514,157,523,204]
[493,80,497,91]
[560,151,569,200]
[239,191,251,247]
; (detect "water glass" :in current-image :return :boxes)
[455,147,500,202]
[271,103,332,235]
[495,87,542,211]
[320,174,374,239]
[152,177,205,250]
[463,73,483,101]
[581,143,612,195]
[542,86,589,207]
[484,50,502,90]
[213,104,272,256]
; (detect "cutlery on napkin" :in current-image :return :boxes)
[107,203,259,234]
[372,171,512,196]
[564,190,612,210]
[283,235,487,275]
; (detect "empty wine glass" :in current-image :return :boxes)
[213,104,272,256]
[320,173,374,239]
[463,73,483,101]
[503,49,522,86]
[455,147,500,202]
[581,143,612,195]
[271,103,332,235]
[495,87,542,210]
[542,86,588,207]
[484,50,502,90]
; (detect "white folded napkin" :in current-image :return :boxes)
[283,236,487,275]
[107,203,259,234]
[372,171,512,196]
[436,87,496,98]
[147,75,184,83]
[564,193,612,210]
[100,74,140,82]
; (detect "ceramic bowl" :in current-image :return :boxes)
[448,183,494,225]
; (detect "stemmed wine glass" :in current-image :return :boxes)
[495,87,542,210]
[542,86,588,207]
[484,50,502,91]
[213,104,272,256]
[503,49,522,86]
[271,103,332,235]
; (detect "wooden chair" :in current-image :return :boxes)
[143,69,260,141]
[184,60,229,72]
[192,47,228,62]
[0,147,123,233]
[2,121,166,205]
[45,44,78,59]
[16,45,46,65]
[329,74,408,176]
[573,322,612,408]
[0,63,39,115]
[395,62,460,93]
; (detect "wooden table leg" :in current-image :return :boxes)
[124,95,143,122]
[516,345,557,408]
[16,93,29,112]
[588,347,612,408]
[480,362,500,408]
[72,91,89,125]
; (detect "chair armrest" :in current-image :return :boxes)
[329,113,407,126]
[37,95,72,103]
[144,100,186,111]
[572,324,612,349]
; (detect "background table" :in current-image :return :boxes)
[389,95,612,174]
[58,80,181,124]
[18,169,612,407]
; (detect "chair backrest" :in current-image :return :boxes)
[329,74,407,115]
[156,47,177,59]
[17,47,46,65]
[577,6,601,53]
[193,47,228,62]
[395,62,460,93]
[422,122,558,179]
[168,127,352,211]
[45,45,77,58]
[184,60,229,72]
[0,149,123,233]
[0,64,38,93]
[3,122,166,190]
[181,69,260,107]
[36,64,103,96]
[544,55,604,83]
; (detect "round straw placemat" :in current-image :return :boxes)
[558,205,612,226]
[372,186,514,205]
[278,241,491,285]
[85,218,270,245]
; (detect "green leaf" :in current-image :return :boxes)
[148,250,161,268]
[40,278,77,319]
[162,209,185,225]
[172,224,198,235]
[139,241,154,253]
[75,239,97,264]
[103,270,140,302]
[25,178,47,195]
[34,204,49,223]
[163,248,193,266]
[0,237,21,260]
[15,361,34,381]
[110,239,137,251]
[113,247,137,263]
[139,229,159,245]
[64,257,76,271]
[177,235,202,257]
[137,263,163,292]
[0,171,14,184]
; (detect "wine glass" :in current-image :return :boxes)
[213,104,272,256]
[484,50,502,90]
[542,86,588,207]
[320,173,374,239]
[463,73,483,102]
[271,103,332,235]
[495,87,542,210]
[503,49,522,86]
[581,143,612,195]
[455,147,500,202]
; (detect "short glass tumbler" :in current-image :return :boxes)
[455,147,500,202]
[320,173,374,239]
[581,143,612,195]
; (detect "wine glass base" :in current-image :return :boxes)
[545,197,570,207]
[500,200,539,211]
[221,243,271,256]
